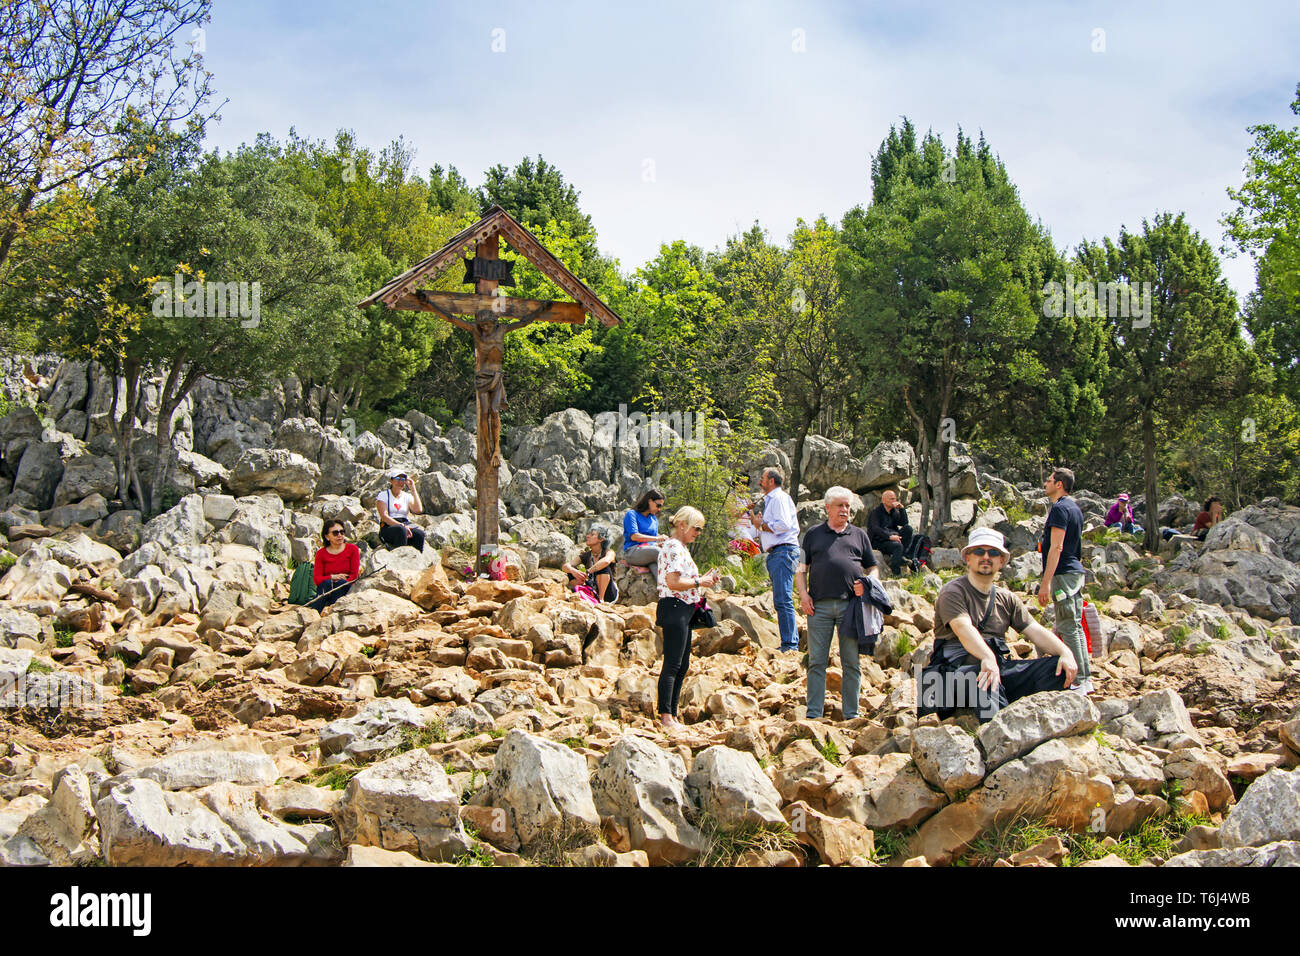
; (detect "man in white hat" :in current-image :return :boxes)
[918,528,1079,720]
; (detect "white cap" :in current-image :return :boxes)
[962,527,1009,556]
[389,470,409,481]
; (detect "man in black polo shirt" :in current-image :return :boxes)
[796,486,879,721]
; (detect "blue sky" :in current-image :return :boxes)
[201,0,1299,299]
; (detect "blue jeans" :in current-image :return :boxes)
[766,545,799,649]
[806,597,860,720]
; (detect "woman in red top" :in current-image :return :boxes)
[311,519,360,611]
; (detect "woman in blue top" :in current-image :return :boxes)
[623,489,667,569]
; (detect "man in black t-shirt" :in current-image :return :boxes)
[919,528,1078,721]
[795,486,879,721]
[1039,467,1090,694]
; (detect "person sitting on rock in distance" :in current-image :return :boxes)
[867,488,925,575]
[1104,492,1143,535]
[918,528,1078,721]
[655,506,721,731]
[310,518,360,612]
[564,525,618,603]
[1193,496,1223,540]
[376,470,425,551]
[623,489,667,572]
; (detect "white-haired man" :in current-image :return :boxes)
[749,466,800,651]
[918,528,1079,721]
[796,486,879,720]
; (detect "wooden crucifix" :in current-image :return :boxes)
[360,206,621,575]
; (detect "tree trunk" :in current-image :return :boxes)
[929,432,952,543]
[1142,411,1159,554]
[791,415,813,508]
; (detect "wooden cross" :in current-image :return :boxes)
[360,206,621,574]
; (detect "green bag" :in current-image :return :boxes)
[288,561,316,605]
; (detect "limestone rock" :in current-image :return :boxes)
[590,734,706,865]
[487,729,601,848]
[977,692,1099,771]
[319,697,429,764]
[1218,768,1300,849]
[685,745,785,831]
[911,725,986,799]
[333,749,470,862]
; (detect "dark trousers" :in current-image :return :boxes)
[380,522,425,551]
[878,527,920,573]
[308,581,351,612]
[917,655,1068,722]
[656,597,694,717]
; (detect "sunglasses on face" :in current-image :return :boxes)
[328,530,344,537]
[967,547,1001,558]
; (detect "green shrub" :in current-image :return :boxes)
[0,551,15,574]
[656,413,767,570]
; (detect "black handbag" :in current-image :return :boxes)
[689,598,716,629]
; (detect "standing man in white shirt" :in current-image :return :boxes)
[749,466,801,651]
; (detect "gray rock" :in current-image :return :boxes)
[96,778,246,866]
[140,493,212,550]
[14,765,99,865]
[591,735,707,865]
[911,725,986,798]
[227,448,320,501]
[486,729,601,847]
[102,750,279,795]
[685,745,784,831]
[52,455,117,507]
[444,703,496,739]
[319,698,429,764]
[977,691,1100,771]
[859,440,915,490]
[333,749,469,862]
[1218,768,1300,849]
[1164,841,1300,867]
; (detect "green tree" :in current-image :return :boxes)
[1078,213,1264,551]
[0,0,216,280]
[43,127,355,513]
[840,125,1047,538]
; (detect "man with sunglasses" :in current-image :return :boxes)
[919,528,1078,721]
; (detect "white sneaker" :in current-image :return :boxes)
[1082,677,1096,694]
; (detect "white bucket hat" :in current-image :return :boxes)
[962,527,1010,557]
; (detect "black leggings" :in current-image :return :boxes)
[656,597,694,717]
[380,522,425,551]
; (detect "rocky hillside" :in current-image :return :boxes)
[1,364,1298,867]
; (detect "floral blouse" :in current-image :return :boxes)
[657,536,703,604]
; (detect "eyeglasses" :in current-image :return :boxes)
[967,547,1001,557]
[328,530,344,537]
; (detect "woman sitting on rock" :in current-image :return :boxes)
[655,506,721,731]
[563,526,619,603]
[377,470,425,551]
[622,489,667,572]
[310,519,360,611]
[1104,493,1143,535]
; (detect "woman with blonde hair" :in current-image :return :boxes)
[655,505,721,729]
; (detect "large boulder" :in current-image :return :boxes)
[859,440,916,490]
[684,745,784,831]
[96,779,245,866]
[977,692,1099,771]
[333,750,470,862]
[911,725,986,799]
[227,448,320,501]
[486,729,601,848]
[8,440,65,510]
[1218,768,1300,849]
[52,454,117,507]
[140,494,212,550]
[1155,547,1300,621]
[590,735,707,865]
